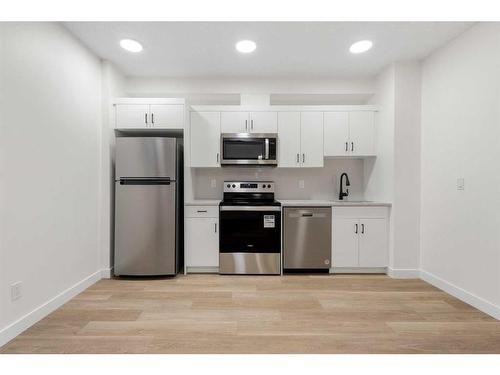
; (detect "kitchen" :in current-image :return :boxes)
[113,98,390,276]
[2,18,500,360]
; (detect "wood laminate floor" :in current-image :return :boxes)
[1,274,500,354]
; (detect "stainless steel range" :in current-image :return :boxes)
[219,181,281,275]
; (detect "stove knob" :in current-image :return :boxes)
[232,184,236,188]
[226,184,230,188]
[262,184,266,188]
[267,184,272,188]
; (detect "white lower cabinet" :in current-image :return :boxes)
[332,207,389,269]
[185,206,219,272]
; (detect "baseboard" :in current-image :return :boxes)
[100,267,113,279]
[330,267,387,274]
[420,270,500,320]
[0,269,102,347]
[185,266,219,274]
[387,267,420,279]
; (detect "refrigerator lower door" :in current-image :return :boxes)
[115,181,177,276]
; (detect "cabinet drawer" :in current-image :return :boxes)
[185,206,219,218]
[332,206,389,219]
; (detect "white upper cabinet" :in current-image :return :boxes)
[324,111,375,157]
[114,99,185,129]
[220,112,249,133]
[149,104,184,129]
[278,112,323,168]
[115,104,150,129]
[220,111,277,133]
[324,112,349,155]
[278,112,301,167]
[250,112,278,133]
[190,111,221,167]
[300,112,324,167]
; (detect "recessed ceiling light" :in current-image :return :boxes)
[119,39,143,53]
[235,40,257,54]
[349,40,373,54]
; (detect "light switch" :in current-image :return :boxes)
[210,179,217,188]
[299,180,305,189]
[457,178,465,191]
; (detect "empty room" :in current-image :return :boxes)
[1,1,500,371]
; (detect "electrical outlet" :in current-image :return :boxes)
[457,178,465,191]
[210,179,217,188]
[298,180,305,189]
[11,281,22,301]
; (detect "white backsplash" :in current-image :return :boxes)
[192,159,365,201]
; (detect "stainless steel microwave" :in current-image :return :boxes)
[221,133,278,166]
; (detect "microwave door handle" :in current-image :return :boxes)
[265,138,269,159]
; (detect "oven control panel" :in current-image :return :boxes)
[223,181,275,193]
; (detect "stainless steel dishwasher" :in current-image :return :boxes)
[283,207,332,271]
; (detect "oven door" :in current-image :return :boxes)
[221,134,277,165]
[219,206,281,253]
[219,206,281,274]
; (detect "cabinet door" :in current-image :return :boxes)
[332,218,359,267]
[185,217,219,268]
[115,104,149,128]
[220,112,249,133]
[324,112,349,156]
[250,112,278,133]
[150,104,184,129]
[277,112,301,168]
[300,112,324,167]
[349,111,375,156]
[190,111,221,167]
[358,218,388,267]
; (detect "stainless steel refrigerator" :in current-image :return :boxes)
[114,137,183,276]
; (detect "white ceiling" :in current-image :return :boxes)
[65,22,473,78]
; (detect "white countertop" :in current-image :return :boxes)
[279,200,391,207]
[185,200,220,206]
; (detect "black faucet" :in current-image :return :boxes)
[338,173,350,200]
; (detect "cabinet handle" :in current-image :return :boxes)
[351,142,354,152]
[151,113,154,124]
[214,223,217,233]
[251,119,254,130]
[217,153,219,163]
[245,119,248,131]
[355,223,358,234]
[145,113,148,125]
[361,223,365,234]
[345,142,348,152]
[197,210,207,213]
[296,153,300,164]
[302,153,305,163]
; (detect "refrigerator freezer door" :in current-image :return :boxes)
[115,181,177,276]
[116,137,177,179]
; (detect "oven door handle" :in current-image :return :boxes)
[265,138,269,160]
[220,206,281,212]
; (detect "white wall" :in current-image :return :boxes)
[364,62,422,276]
[192,159,365,202]
[100,61,126,275]
[125,76,375,105]
[393,62,422,272]
[420,23,500,316]
[0,22,103,344]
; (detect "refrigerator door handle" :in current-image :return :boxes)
[119,177,174,185]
